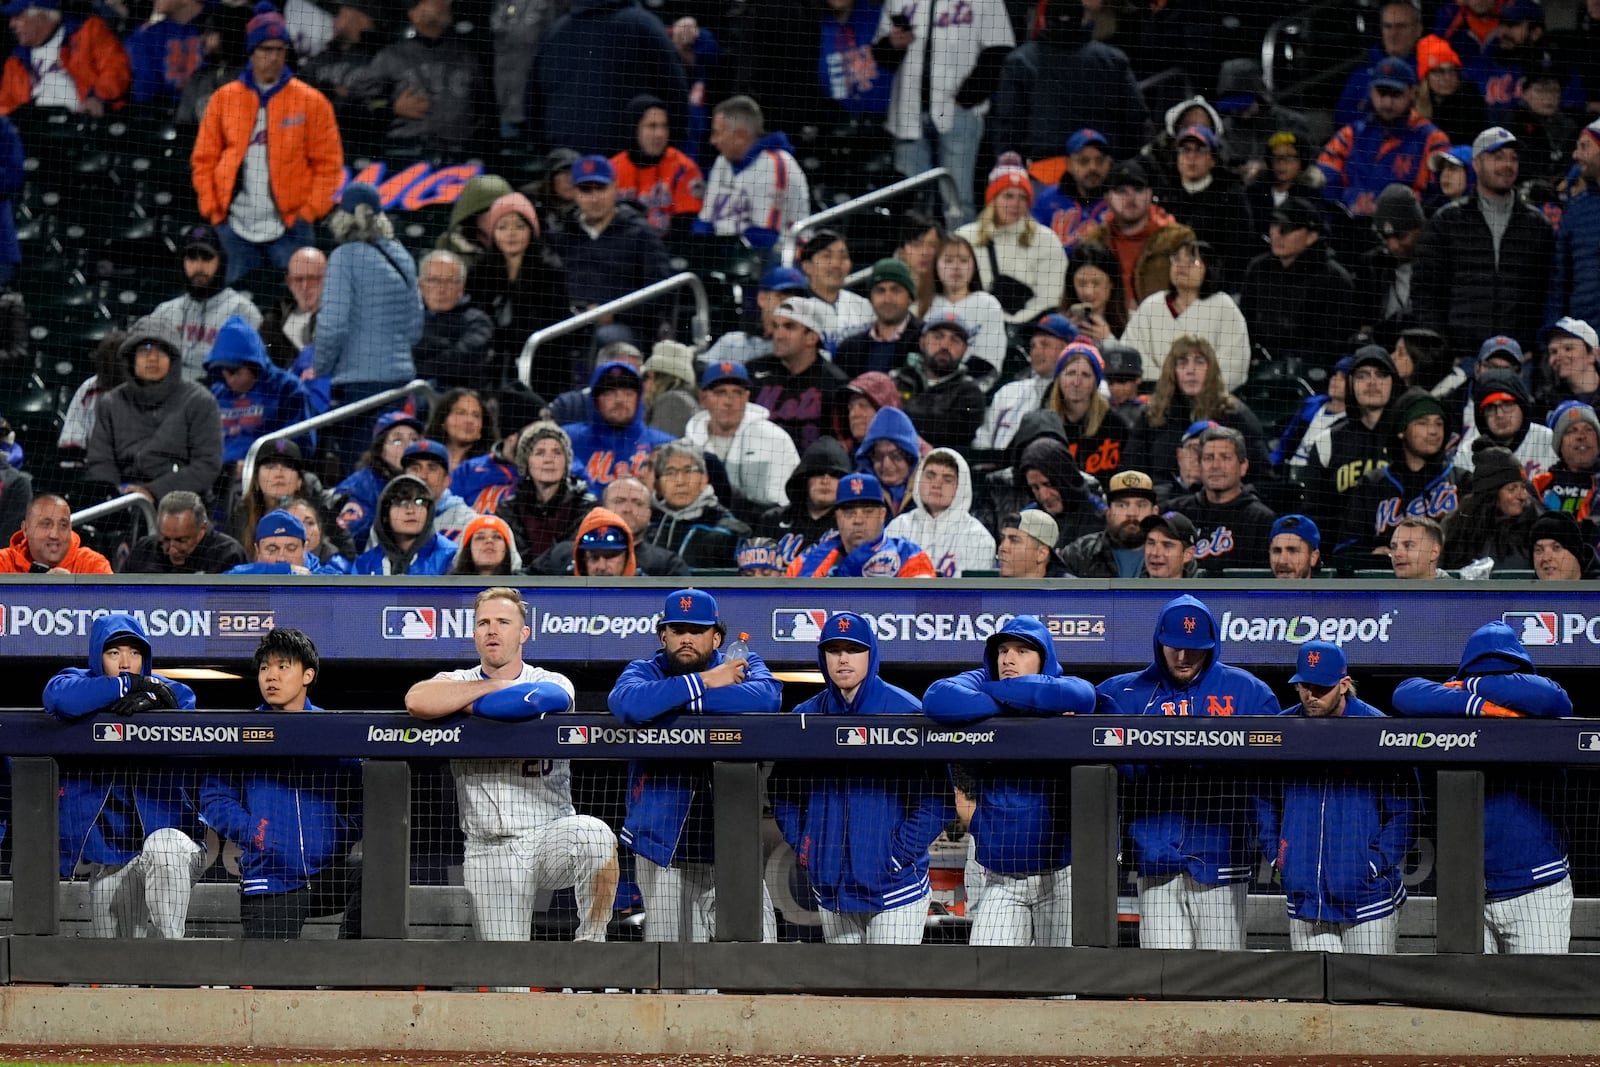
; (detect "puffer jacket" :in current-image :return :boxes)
[923,616,1097,875]
[770,612,951,913]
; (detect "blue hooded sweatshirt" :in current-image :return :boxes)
[1255,696,1417,926]
[1392,621,1573,900]
[923,615,1097,875]
[770,612,951,913]
[1095,595,1278,884]
[560,360,675,496]
[41,613,201,876]
[198,698,361,897]
[854,407,921,513]
[607,634,781,868]
[206,315,314,464]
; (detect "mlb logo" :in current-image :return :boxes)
[1501,611,1558,646]
[383,607,437,640]
[93,723,125,742]
[557,726,589,745]
[837,726,868,746]
[1580,732,1600,753]
[1092,727,1125,746]
[772,608,828,642]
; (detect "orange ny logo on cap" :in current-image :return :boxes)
[837,617,850,631]
[679,596,693,612]
[1183,616,1197,634]
[849,477,862,493]
[1307,650,1321,668]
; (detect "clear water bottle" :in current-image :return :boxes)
[724,631,750,664]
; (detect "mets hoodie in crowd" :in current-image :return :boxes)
[607,605,781,868]
[1256,693,1417,927]
[770,613,952,914]
[198,701,360,897]
[1392,620,1574,901]
[560,361,674,495]
[1095,595,1277,885]
[41,614,201,876]
[923,615,1097,875]
[205,315,314,464]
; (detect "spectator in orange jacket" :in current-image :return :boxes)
[610,93,703,239]
[191,2,344,285]
[0,495,112,574]
[0,0,130,116]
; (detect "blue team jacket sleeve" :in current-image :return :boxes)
[473,681,573,721]
[696,653,781,713]
[923,669,1002,722]
[608,659,698,722]
[890,771,955,867]
[42,669,130,719]
[1393,675,1571,718]
[979,675,1098,715]
[1462,674,1573,718]
[1374,777,1420,873]
[197,771,259,848]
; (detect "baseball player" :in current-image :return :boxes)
[406,587,619,960]
[769,612,952,944]
[199,628,362,939]
[1256,641,1417,954]
[922,615,1098,947]
[1392,620,1575,953]
[1096,594,1278,950]
[607,589,781,943]
[42,613,207,938]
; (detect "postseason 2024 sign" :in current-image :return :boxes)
[0,579,1595,669]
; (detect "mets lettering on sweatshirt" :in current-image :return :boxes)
[583,450,651,488]
[754,386,826,431]
[1372,483,1459,536]
[1067,438,1120,475]
[707,188,756,231]
[1193,525,1236,560]
[896,0,975,27]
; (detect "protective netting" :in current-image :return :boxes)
[0,0,1586,579]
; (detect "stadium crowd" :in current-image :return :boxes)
[0,0,1590,581]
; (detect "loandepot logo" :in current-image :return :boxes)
[1218,610,1396,645]
[1379,730,1479,751]
[366,726,462,746]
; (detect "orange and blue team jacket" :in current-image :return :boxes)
[785,529,936,578]
[191,70,344,229]
[1316,109,1451,218]
[0,16,130,115]
[609,146,704,235]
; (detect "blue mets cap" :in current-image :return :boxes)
[835,472,886,508]
[255,508,306,543]
[758,265,810,292]
[1290,640,1347,687]
[1155,599,1216,651]
[401,439,450,468]
[819,611,872,648]
[662,588,719,627]
[699,360,751,390]
[1065,128,1109,156]
[571,155,615,186]
[372,410,424,443]
[1270,513,1321,552]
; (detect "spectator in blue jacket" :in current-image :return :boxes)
[606,589,781,944]
[770,612,950,944]
[351,473,458,575]
[1318,58,1450,218]
[333,410,422,547]
[923,615,1098,947]
[1256,641,1417,954]
[41,613,206,939]
[1095,594,1278,949]
[206,315,313,474]
[126,0,203,108]
[561,361,673,495]
[1392,620,1575,954]
[310,182,423,472]
[199,628,361,938]
[227,508,343,575]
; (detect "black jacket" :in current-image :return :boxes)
[1155,171,1256,284]
[990,20,1147,161]
[756,437,850,567]
[1413,191,1555,357]
[1127,394,1269,485]
[1238,246,1358,366]
[413,299,497,392]
[834,318,922,379]
[894,365,986,450]
[123,528,246,574]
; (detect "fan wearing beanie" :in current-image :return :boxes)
[956,153,1067,323]
[192,2,343,286]
[1336,387,1461,554]
[1441,441,1542,569]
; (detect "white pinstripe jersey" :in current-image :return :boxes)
[442,664,578,837]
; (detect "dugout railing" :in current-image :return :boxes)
[2,710,1600,1015]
